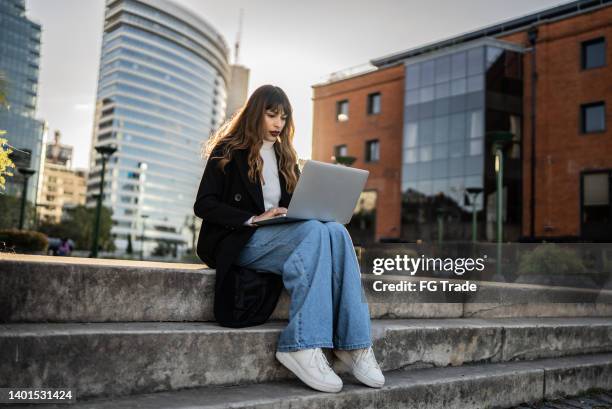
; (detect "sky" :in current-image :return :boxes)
[26,0,568,169]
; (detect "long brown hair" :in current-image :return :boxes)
[202,85,299,193]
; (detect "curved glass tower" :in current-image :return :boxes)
[87,0,229,257]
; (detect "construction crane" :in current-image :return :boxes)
[234,8,243,65]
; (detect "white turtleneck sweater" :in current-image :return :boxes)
[260,138,281,210]
[243,138,281,225]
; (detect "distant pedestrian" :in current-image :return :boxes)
[57,237,72,256]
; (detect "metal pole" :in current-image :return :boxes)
[472,201,477,244]
[91,157,106,258]
[18,175,29,230]
[466,188,482,247]
[495,147,504,275]
[140,216,147,261]
[138,162,148,261]
[437,213,444,245]
[528,27,538,240]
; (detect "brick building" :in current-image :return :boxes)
[312,65,405,243]
[38,131,87,223]
[312,0,611,243]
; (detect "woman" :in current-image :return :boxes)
[194,85,384,393]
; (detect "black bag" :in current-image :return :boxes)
[214,264,284,328]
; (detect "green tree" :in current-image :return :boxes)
[183,214,198,254]
[0,134,15,192]
[0,72,15,192]
[333,155,357,166]
[0,194,35,229]
[152,240,172,257]
[38,205,115,251]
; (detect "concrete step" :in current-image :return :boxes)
[2,254,612,323]
[2,317,612,400]
[509,391,612,409]
[4,353,612,409]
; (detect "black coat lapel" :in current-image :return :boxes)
[235,146,292,213]
[236,149,265,214]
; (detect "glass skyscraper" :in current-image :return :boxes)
[400,39,523,242]
[0,0,44,204]
[88,0,229,256]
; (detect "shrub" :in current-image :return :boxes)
[0,229,48,253]
[518,243,587,275]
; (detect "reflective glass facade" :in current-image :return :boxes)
[401,43,523,242]
[0,0,44,203]
[87,0,229,256]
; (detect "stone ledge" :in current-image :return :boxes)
[1,318,611,399]
[2,255,612,322]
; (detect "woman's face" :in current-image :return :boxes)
[263,108,287,141]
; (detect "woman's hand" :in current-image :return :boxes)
[252,207,287,223]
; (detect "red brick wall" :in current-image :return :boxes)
[499,5,612,238]
[311,5,612,241]
[312,65,405,240]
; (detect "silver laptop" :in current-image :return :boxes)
[252,160,369,226]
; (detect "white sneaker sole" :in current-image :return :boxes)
[276,351,343,393]
[335,351,385,388]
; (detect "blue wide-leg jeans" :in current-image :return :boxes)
[235,220,372,352]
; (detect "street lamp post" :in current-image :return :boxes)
[494,146,504,276]
[140,214,149,261]
[436,207,446,245]
[90,144,117,258]
[137,162,148,260]
[17,167,36,230]
[489,131,514,276]
[466,187,483,243]
[494,148,504,245]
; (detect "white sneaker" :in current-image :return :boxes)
[334,346,385,388]
[276,348,343,393]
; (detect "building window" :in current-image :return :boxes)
[581,102,606,133]
[365,140,380,162]
[582,172,611,239]
[336,100,349,122]
[367,92,381,115]
[581,37,606,70]
[334,144,348,158]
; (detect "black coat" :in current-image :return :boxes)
[193,143,299,327]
